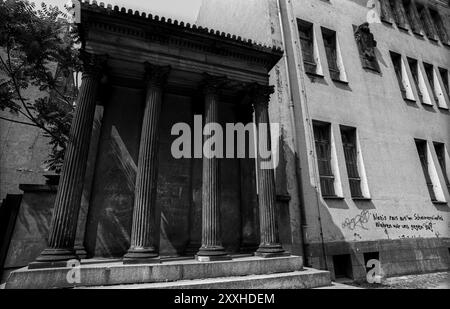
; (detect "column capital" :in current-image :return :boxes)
[144,62,171,87]
[201,73,228,95]
[247,83,275,110]
[79,51,108,78]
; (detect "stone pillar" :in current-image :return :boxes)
[250,84,287,258]
[29,52,107,269]
[196,76,230,262]
[123,63,170,264]
[237,104,259,253]
[74,106,104,259]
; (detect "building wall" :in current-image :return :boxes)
[0,96,50,201]
[197,0,450,278]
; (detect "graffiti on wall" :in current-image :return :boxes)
[342,210,370,231]
[372,213,444,235]
[342,210,445,239]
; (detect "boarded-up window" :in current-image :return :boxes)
[313,123,335,197]
[322,27,340,80]
[298,19,316,74]
[341,127,363,198]
[416,140,437,201]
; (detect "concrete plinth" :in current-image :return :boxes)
[78,268,332,289]
[4,255,318,289]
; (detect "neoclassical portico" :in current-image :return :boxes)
[29,1,288,268]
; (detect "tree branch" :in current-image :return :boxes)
[0,116,39,127]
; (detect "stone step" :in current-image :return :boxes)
[77,268,331,289]
[315,282,362,289]
[5,255,321,289]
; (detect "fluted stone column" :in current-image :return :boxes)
[123,63,170,264]
[74,106,104,259]
[29,52,107,269]
[237,104,259,253]
[196,75,230,262]
[250,84,287,258]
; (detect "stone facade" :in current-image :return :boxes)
[197,0,450,280]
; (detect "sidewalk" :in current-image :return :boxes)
[348,272,450,289]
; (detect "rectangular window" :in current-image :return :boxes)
[380,0,394,23]
[416,140,437,201]
[340,127,363,198]
[298,19,316,74]
[390,52,407,99]
[424,62,438,103]
[434,143,450,193]
[408,58,423,102]
[389,0,408,30]
[313,123,336,197]
[402,0,422,34]
[439,67,449,96]
[416,4,438,40]
[429,8,449,43]
[321,27,340,81]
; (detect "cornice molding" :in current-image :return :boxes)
[74,0,283,71]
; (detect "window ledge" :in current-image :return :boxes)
[352,197,372,201]
[428,36,439,43]
[276,194,291,203]
[413,31,424,37]
[381,19,393,26]
[323,196,345,200]
[332,78,349,85]
[438,106,449,111]
[404,98,416,104]
[305,71,325,79]
[432,201,448,206]
[362,65,381,74]
[397,25,409,32]
[421,102,434,107]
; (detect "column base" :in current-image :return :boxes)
[255,244,289,258]
[123,248,160,265]
[74,244,88,259]
[29,248,79,269]
[196,246,231,262]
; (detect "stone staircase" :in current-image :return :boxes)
[5,255,332,289]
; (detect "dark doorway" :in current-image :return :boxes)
[333,254,353,279]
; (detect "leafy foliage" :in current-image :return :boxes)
[0,0,80,173]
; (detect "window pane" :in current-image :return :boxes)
[341,128,363,198]
[314,123,336,197]
[298,20,316,73]
[416,140,437,201]
[322,28,340,80]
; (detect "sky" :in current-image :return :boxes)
[35,0,202,23]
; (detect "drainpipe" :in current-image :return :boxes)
[275,0,328,270]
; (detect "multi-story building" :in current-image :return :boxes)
[197,0,450,280]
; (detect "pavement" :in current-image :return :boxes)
[346,271,450,289]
